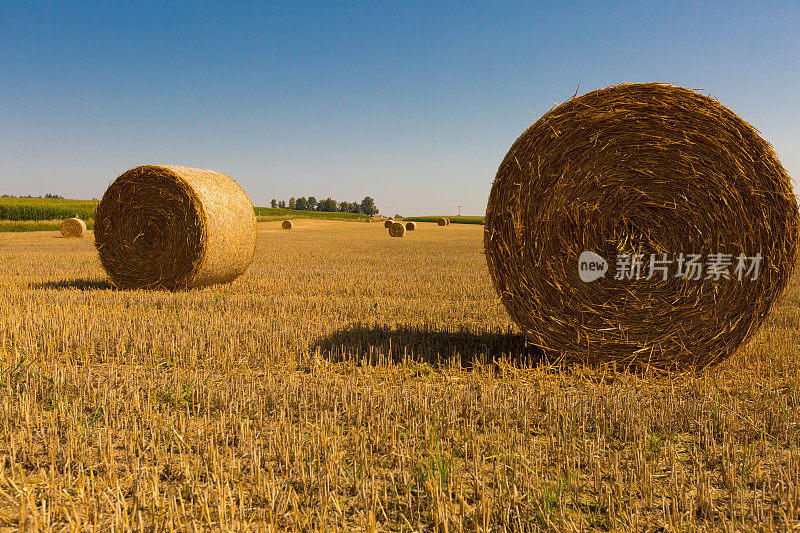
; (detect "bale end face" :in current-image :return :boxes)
[94,165,257,290]
[405,222,416,231]
[437,218,447,226]
[384,219,394,228]
[388,222,406,237]
[282,220,293,230]
[61,218,87,238]
[484,82,799,370]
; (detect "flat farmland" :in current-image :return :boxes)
[0,220,799,531]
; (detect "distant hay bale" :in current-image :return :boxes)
[60,218,87,238]
[384,219,394,228]
[437,218,447,226]
[405,222,416,231]
[388,222,406,237]
[445,219,451,226]
[94,165,257,290]
[484,82,799,369]
[282,220,293,230]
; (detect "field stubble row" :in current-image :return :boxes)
[0,220,798,530]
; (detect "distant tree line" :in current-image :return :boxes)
[1,193,65,199]
[270,196,378,215]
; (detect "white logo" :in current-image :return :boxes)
[578,251,608,282]
[576,251,763,283]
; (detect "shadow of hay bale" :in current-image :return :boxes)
[30,279,115,291]
[311,324,548,369]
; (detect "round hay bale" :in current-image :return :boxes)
[485,83,799,369]
[60,218,87,238]
[445,219,451,226]
[94,165,257,290]
[405,222,416,231]
[437,218,447,226]
[388,222,406,237]
[384,219,394,228]
[282,220,293,230]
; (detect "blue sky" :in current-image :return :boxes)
[1,1,798,216]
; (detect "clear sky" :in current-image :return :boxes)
[1,1,798,216]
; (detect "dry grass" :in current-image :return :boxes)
[0,220,798,530]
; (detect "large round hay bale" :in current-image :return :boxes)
[437,218,447,226]
[60,218,87,238]
[282,220,293,230]
[94,165,257,290]
[485,83,799,369]
[384,219,394,228]
[405,222,416,231]
[388,222,406,237]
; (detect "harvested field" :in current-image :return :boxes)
[0,220,798,530]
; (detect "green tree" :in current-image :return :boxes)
[270,199,277,208]
[307,197,318,211]
[289,197,296,210]
[278,200,286,208]
[360,196,378,215]
[318,198,337,212]
[295,197,308,210]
